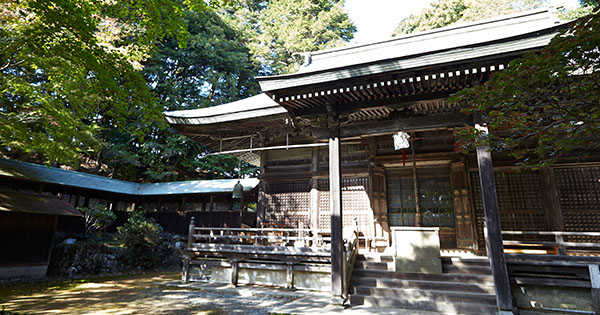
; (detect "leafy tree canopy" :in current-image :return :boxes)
[224,0,356,75]
[1,0,356,181]
[0,0,215,165]
[93,2,355,181]
[392,0,548,36]
[451,10,600,168]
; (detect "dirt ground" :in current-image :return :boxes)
[0,271,298,315]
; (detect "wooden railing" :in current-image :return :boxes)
[502,231,600,259]
[183,217,333,285]
[342,218,359,301]
[182,216,361,296]
[189,226,331,248]
[500,231,600,313]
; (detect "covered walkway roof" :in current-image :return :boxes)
[0,190,82,217]
[0,159,259,196]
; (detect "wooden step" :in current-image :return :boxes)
[351,277,496,294]
[352,286,497,305]
[350,294,499,314]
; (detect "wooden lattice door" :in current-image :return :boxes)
[370,167,389,245]
[451,162,477,249]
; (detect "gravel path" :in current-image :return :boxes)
[0,271,301,315]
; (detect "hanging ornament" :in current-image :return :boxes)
[392,131,410,166]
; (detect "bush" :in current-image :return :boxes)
[117,211,176,269]
[78,204,117,236]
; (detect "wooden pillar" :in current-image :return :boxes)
[329,135,344,298]
[411,133,421,227]
[156,196,162,212]
[257,151,267,227]
[589,264,600,314]
[46,216,59,264]
[187,216,195,249]
[106,193,114,212]
[207,196,214,227]
[231,259,239,286]
[178,196,187,213]
[286,262,294,289]
[539,166,564,231]
[310,147,320,246]
[74,193,81,208]
[475,125,513,313]
[451,162,478,250]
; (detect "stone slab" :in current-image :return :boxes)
[391,227,442,274]
[0,265,47,280]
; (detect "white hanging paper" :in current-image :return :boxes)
[392,131,410,150]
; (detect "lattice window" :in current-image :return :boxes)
[471,170,548,247]
[387,177,416,226]
[555,167,600,213]
[386,170,454,228]
[264,180,310,228]
[341,143,369,162]
[564,213,600,242]
[318,177,372,239]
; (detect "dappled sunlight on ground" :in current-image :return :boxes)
[0,271,251,315]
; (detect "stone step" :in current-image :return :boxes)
[356,254,394,263]
[353,269,494,283]
[351,277,495,294]
[441,257,491,267]
[352,286,497,305]
[354,261,492,274]
[353,261,395,271]
[350,294,498,314]
[442,264,492,275]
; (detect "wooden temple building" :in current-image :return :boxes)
[0,158,259,239]
[165,9,600,314]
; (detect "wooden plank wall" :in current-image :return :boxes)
[0,212,57,266]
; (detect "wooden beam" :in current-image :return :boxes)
[293,91,454,117]
[312,113,468,139]
[329,134,344,298]
[475,130,513,312]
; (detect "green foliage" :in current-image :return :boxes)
[97,2,351,181]
[223,0,356,75]
[451,11,600,168]
[78,205,117,236]
[144,9,261,111]
[117,211,170,269]
[1,0,355,181]
[0,0,214,165]
[392,0,547,36]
